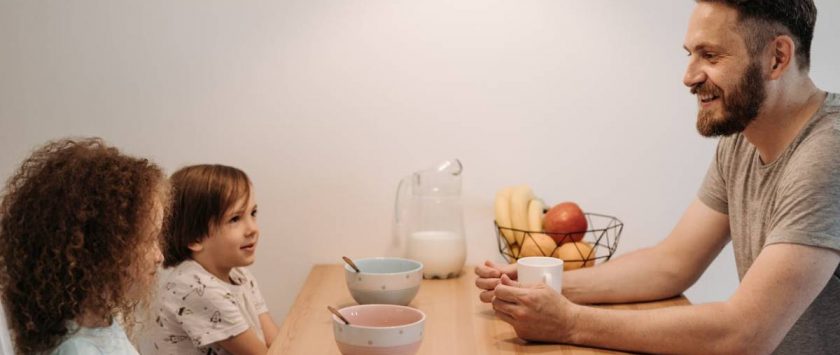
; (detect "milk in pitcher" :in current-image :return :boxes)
[407,230,466,279]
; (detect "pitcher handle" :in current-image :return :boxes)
[392,175,412,248]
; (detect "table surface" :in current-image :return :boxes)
[270,264,690,355]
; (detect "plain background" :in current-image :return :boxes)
[1,0,839,328]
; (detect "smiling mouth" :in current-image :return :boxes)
[698,93,719,104]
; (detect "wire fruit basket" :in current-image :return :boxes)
[495,212,623,265]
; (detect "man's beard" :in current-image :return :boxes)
[693,60,766,137]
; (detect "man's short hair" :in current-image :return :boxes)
[698,0,817,71]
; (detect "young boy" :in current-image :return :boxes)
[154,164,278,354]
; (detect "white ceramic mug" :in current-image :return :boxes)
[517,256,564,292]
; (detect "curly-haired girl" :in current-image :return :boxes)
[0,138,170,354]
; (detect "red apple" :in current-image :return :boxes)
[543,202,587,244]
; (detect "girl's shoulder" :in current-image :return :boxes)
[51,323,137,355]
[52,337,106,355]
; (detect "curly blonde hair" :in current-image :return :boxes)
[0,138,169,354]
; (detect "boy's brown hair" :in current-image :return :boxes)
[163,164,251,267]
[0,138,168,354]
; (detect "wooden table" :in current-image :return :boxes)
[270,264,690,355]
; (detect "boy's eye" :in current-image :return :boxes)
[229,215,241,223]
[251,209,258,217]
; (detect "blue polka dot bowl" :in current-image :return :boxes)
[344,257,423,306]
[332,304,426,355]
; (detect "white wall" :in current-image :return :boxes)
[1,0,839,325]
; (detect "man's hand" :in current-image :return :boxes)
[491,274,579,343]
[474,260,517,303]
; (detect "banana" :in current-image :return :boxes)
[519,198,556,257]
[527,199,545,235]
[494,187,515,245]
[509,185,534,245]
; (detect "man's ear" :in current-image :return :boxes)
[768,35,795,80]
[188,240,204,253]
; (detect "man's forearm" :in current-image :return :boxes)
[563,246,694,304]
[567,302,753,354]
[560,243,838,355]
[562,199,730,305]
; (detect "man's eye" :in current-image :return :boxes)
[702,52,717,60]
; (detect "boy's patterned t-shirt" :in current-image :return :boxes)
[153,260,269,355]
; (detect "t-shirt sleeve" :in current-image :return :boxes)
[698,140,729,214]
[164,274,250,347]
[765,132,840,252]
[240,268,269,314]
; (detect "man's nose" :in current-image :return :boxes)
[683,60,706,88]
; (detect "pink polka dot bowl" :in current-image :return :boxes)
[332,304,426,355]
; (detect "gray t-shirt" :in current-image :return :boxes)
[699,92,840,354]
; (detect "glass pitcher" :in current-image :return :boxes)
[393,159,466,279]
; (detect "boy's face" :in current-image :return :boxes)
[191,191,260,273]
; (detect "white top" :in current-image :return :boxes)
[0,301,15,355]
[153,260,269,355]
[51,321,138,355]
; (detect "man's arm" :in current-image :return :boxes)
[494,243,840,354]
[476,198,730,304]
[564,198,731,304]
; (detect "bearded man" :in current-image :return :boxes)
[475,1,839,353]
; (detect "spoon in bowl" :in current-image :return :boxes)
[328,305,350,325]
[342,256,360,273]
